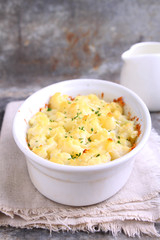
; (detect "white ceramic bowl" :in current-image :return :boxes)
[13,79,151,206]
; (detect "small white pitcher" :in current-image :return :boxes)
[120,42,160,111]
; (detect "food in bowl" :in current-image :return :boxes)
[13,79,151,206]
[27,92,140,166]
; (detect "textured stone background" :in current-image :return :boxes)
[1,0,160,108]
[0,0,160,239]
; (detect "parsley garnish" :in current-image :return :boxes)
[91,128,93,132]
[88,137,91,142]
[72,112,82,121]
[47,108,52,111]
[117,140,121,144]
[68,102,71,104]
[65,136,67,138]
[68,152,81,160]
[95,110,101,116]
[49,128,52,130]
[76,153,81,157]
[96,154,100,157]
[79,126,85,131]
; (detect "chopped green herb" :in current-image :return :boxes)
[65,136,67,138]
[79,138,83,140]
[76,153,81,157]
[28,143,30,147]
[72,112,82,121]
[96,154,100,157]
[64,111,67,114]
[64,116,67,118]
[47,108,52,111]
[80,141,83,143]
[95,110,99,114]
[98,107,101,110]
[79,126,85,131]
[68,102,71,104]
[91,128,93,132]
[117,140,121,144]
[108,130,111,132]
[91,109,94,112]
[88,137,91,142]
[69,152,82,160]
[70,136,73,138]
[97,113,101,116]
[118,136,120,139]
[49,128,52,130]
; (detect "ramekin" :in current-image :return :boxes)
[13,79,151,206]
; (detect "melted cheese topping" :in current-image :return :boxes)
[27,93,138,166]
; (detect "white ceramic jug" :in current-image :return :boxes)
[120,42,160,111]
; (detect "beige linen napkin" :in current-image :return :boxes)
[0,101,160,237]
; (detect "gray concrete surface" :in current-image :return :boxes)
[0,0,160,239]
[0,227,160,240]
[1,0,160,109]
